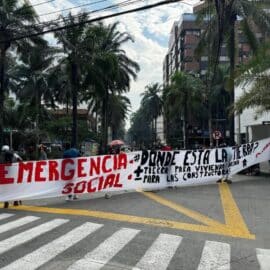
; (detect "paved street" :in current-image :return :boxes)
[0,174,270,269]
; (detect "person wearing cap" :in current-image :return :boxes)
[0,145,22,208]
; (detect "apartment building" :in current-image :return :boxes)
[162,11,259,148]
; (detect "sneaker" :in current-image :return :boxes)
[66,195,72,201]
[104,193,111,199]
[73,195,78,200]
[216,179,222,183]
[3,202,9,208]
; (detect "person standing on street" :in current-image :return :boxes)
[217,145,233,184]
[63,143,81,200]
[0,145,22,208]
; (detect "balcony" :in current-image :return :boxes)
[184,34,199,45]
[184,48,194,58]
[184,61,200,72]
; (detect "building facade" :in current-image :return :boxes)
[162,11,260,148]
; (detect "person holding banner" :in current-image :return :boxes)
[217,146,233,184]
[63,143,81,201]
[0,145,22,208]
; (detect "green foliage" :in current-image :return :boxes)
[128,108,152,149]
[42,116,95,145]
[163,71,204,147]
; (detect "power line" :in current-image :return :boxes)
[15,0,56,14]
[26,0,56,7]
[21,0,141,28]
[2,0,182,44]
[21,0,145,32]
[37,0,110,17]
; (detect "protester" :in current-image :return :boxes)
[39,144,48,160]
[0,145,22,208]
[63,142,80,200]
[217,146,233,184]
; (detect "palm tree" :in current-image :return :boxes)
[82,21,140,152]
[234,42,270,115]
[197,0,270,145]
[234,76,270,115]
[163,72,202,149]
[0,0,41,146]
[128,107,152,149]
[56,17,139,150]
[108,94,131,140]
[141,83,163,146]
[54,13,91,148]
[14,40,57,152]
[201,66,230,146]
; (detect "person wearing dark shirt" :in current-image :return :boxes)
[63,143,81,200]
[0,145,22,208]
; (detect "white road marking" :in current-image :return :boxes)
[197,240,230,270]
[256,248,270,270]
[134,233,182,270]
[0,218,68,254]
[0,216,39,234]
[1,222,103,270]
[0,213,14,220]
[68,227,140,270]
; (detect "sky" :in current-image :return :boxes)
[29,0,202,128]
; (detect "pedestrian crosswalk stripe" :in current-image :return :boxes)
[0,218,68,255]
[0,213,14,221]
[197,240,230,270]
[256,248,270,270]
[0,213,268,270]
[68,227,140,270]
[134,233,182,270]
[1,222,103,270]
[0,216,39,234]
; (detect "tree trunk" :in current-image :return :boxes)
[71,61,78,148]
[0,48,7,147]
[101,89,108,153]
[35,85,40,158]
[183,92,188,149]
[208,102,213,147]
[154,117,157,146]
[228,16,236,146]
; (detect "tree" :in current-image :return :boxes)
[86,22,139,151]
[14,41,57,152]
[202,66,230,146]
[56,18,139,151]
[197,0,270,145]
[234,42,270,115]
[128,108,152,149]
[54,13,91,148]
[108,94,131,140]
[141,83,163,146]
[0,0,41,146]
[163,72,202,149]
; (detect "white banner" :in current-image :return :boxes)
[0,138,270,201]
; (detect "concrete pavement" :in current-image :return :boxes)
[0,174,269,269]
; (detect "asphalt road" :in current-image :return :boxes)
[0,174,269,270]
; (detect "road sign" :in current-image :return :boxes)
[213,130,222,140]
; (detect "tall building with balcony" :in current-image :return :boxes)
[162,11,263,148]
